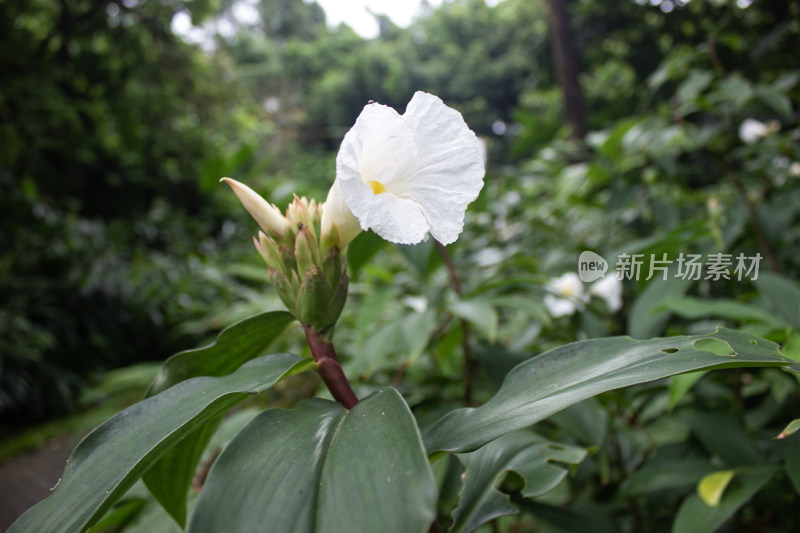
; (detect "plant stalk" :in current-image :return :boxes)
[303,325,359,409]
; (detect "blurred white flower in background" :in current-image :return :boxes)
[739,118,780,144]
[321,91,485,247]
[544,272,624,317]
[589,275,623,312]
[544,273,586,317]
[739,119,768,144]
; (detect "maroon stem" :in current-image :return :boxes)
[303,325,359,409]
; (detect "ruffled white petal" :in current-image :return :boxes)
[402,92,485,244]
[341,102,418,191]
[333,92,485,245]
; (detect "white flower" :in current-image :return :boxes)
[589,275,623,312]
[321,91,485,246]
[544,273,585,318]
[739,119,769,144]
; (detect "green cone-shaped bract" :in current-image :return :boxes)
[253,196,348,333]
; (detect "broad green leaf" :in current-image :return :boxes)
[688,413,764,467]
[492,294,551,328]
[755,86,792,117]
[354,310,438,377]
[659,296,788,327]
[547,398,607,445]
[668,370,708,410]
[754,272,800,328]
[628,273,693,339]
[711,74,753,111]
[450,299,499,343]
[146,311,295,396]
[189,388,436,533]
[672,468,775,533]
[451,431,586,533]
[677,70,713,105]
[397,239,437,276]
[347,230,388,279]
[403,309,439,363]
[144,421,220,528]
[143,311,295,527]
[423,328,793,453]
[783,331,800,361]
[697,470,735,507]
[772,72,800,92]
[513,500,620,533]
[8,353,303,533]
[620,458,714,496]
[86,498,148,533]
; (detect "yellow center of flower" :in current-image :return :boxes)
[559,286,576,299]
[367,180,387,195]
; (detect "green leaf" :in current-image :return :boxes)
[423,328,793,453]
[8,354,303,533]
[620,458,714,496]
[697,470,735,507]
[396,239,437,276]
[755,86,792,117]
[513,500,620,533]
[754,272,800,328]
[688,413,764,467]
[547,398,607,445]
[710,73,753,112]
[85,498,148,533]
[355,310,438,377]
[146,311,295,396]
[677,70,714,105]
[450,431,586,533]
[785,442,800,497]
[628,273,693,338]
[668,370,708,410]
[189,388,436,533]
[672,468,775,533]
[659,296,788,327]
[142,311,295,527]
[347,231,387,280]
[450,299,499,343]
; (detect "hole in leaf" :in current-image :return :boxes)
[662,347,679,354]
[694,338,736,356]
[499,470,526,493]
[749,339,757,346]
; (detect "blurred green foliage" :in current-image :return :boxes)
[1,0,800,528]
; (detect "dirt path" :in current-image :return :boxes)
[0,435,81,531]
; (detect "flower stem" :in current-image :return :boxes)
[303,325,359,409]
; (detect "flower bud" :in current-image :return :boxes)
[221,178,289,240]
[224,180,349,333]
[321,180,362,250]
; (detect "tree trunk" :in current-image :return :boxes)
[546,0,587,140]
